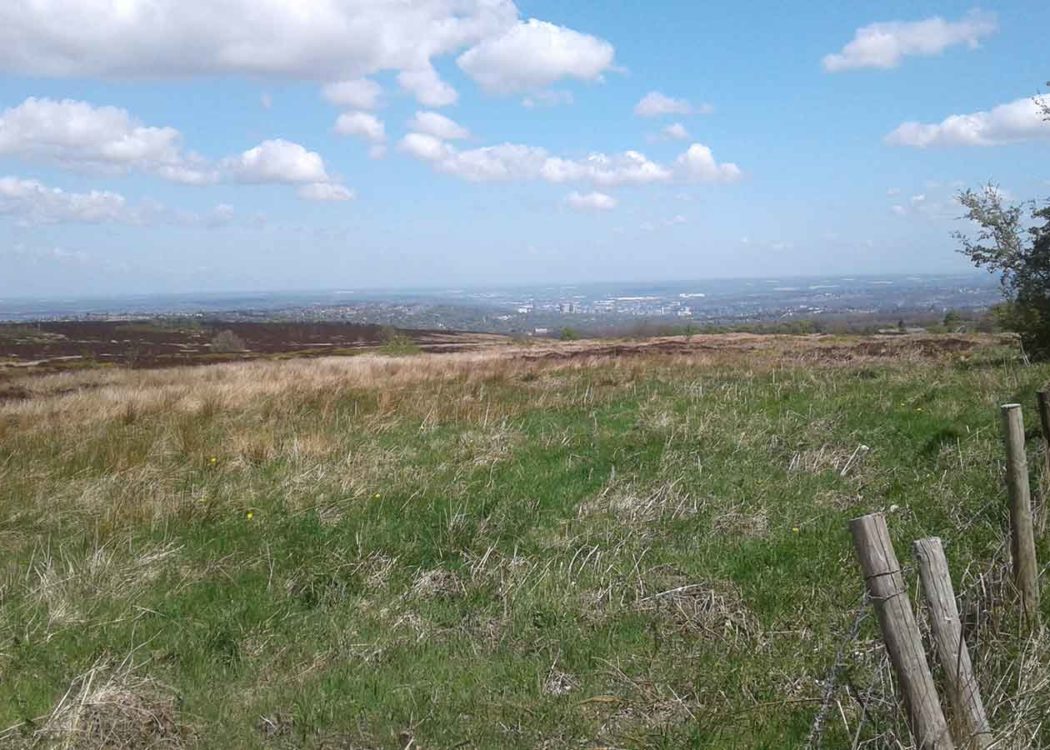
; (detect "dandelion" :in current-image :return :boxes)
[374,493,381,499]
[209,456,218,464]
[792,526,800,534]
[245,510,254,521]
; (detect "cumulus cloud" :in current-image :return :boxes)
[565,191,617,211]
[399,132,453,162]
[662,123,690,141]
[222,139,333,185]
[0,176,135,225]
[298,183,356,202]
[400,132,739,187]
[0,2,623,112]
[674,144,742,183]
[885,97,1050,147]
[402,138,671,186]
[397,66,459,107]
[0,0,519,80]
[0,97,215,184]
[634,92,712,118]
[457,19,615,93]
[823,11,997,72]
[322,78,383,109]
[407,111,470,140]
[0,97,352,197]
[334,112,387,143]
[0,176,242,227]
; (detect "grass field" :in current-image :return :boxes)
[0,334,1047,748]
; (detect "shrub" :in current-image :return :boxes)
[210,329,246,353]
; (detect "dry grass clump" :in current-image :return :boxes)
[27,543,180,633]
[711,506,770,538]
[788,444,869,475]
[410,568,465,600]
[22,660,186,749]
[634,580,760,644]
[577,481,702,526]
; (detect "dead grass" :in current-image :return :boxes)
[577,481,703,525]
[16,659,186,749]
[0,333,1004,432]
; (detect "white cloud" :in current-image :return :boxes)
[334,111,386,143]
[674,144,742,183]
[0,176,241,227]
[409,140,672,186]
[223,139,332,184]
[408,111,470,140]
[298,183,356,202]
[397,66,459,107]
[823,11,997,72]
[634,92,712,118]
[662,123,690,141]
[522,90,574,108]
[885,97,1050,147]
[0,98,353,197]
[565,191,617,211]
[0,175,134,225]
[0,1,520,81]
[322,78,383,109]
[399,132,453,162]
[0,97,215,184]
[457,18,615,94]
[400,133,739,187]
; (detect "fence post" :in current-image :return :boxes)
[913,538,992,749]
[1035,389,1050,535]
[1000,404,1041,627]
[850,513,954,749]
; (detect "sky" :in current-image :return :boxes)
[0,0,1048,298]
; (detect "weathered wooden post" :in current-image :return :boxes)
[1035,389,1050,535]
[851,513,954,750]
[1000,404,1040,626]
[913,538,991,749]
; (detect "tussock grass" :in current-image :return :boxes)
[0,334,1047,748]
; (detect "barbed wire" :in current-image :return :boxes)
[806,590,871,750]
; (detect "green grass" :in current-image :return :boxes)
[0,340,1048,748]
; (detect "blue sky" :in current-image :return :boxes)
[0,0,1047,297]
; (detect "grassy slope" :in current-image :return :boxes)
[0,337,1048,748]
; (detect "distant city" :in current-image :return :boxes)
[0,274,1003,334]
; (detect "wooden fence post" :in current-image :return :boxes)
[913,538,992,749]
[1000,404,1041,626]
[850,513,954,749]
[1035,389,1050,536]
